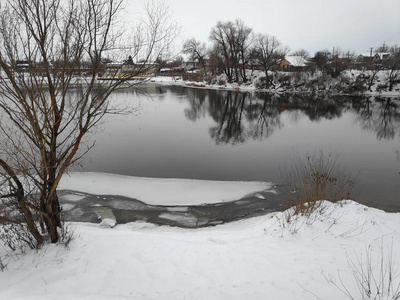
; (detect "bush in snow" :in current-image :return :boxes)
[255,75,274,89]
[281,151,355,222]
[326,241,400,300]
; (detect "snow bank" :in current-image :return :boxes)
[59,172,273,205]
[151,69,400,96]
[1,200,399,299]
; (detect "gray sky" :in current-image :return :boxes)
[126,0,400,56]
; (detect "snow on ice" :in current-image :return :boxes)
[0,173,400,300]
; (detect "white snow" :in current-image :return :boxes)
[1,174,400,300]
[255,193,266,199]
[151,69,400,96]
[60,194,86,202]
[99,218,117,228]
[285,55,308,67]
[59,172,273,206]
[60,203,76,211]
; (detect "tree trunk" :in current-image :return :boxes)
[44,194,61,243]
[43,169,62,243]
[20,202,45,247]
[388,69,397,91]
[0,158,45,247]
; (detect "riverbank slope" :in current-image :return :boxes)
[1,173,399,300]
[152,69,400,97]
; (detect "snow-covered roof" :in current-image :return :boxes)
[375,52,391,60]
[105,61,124,66]
[359,53,373,57]
[359,52,391,59]
[285,56,308,67]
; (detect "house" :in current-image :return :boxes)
[277,58,291,71]
[248,59,262,71]
[277,56,308,71]
[357,52,391,69]
[375,52,391,60]
[159,66,184,75]
[15,60,30,72]
[100,61,158,79]
[285,56,308,71]
[181,60,199,71]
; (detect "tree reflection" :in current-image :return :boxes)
[246,97,282,141]
[353,96,400,140]
[208,92,247,144]
[184,89,207,121]
[180,87,400,145]
[205,92,355,145]
[287,95,347,121]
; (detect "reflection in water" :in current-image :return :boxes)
[353,97,400,140]
[180,87,400,145]
[183,90,283,144]
[74,85,400,211]
[184,89,207,121]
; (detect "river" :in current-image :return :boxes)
[71,84,400,212]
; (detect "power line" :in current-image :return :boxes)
[384,30,400,43]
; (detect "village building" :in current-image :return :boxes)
[100,61,158,79]
[277,56,309,71]
[356,52,391,69]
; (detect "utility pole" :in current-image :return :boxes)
[369,47,374,57]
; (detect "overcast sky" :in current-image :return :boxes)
[126,0,400,56]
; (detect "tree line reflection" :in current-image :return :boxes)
[170,86,400,145]
[353,97,400,140]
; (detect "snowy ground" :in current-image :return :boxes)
[151,69,400,97]
[1,173,400,299]
[59,172,272,206]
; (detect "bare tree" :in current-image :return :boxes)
[209,21,235,82]
[311,49,331,71]
[125,0,180,70]
[328,47,351,78]
[235,20,253,82]
[183,38,208,74]
[365,66,383,91]
[383,46,400,91]
[209,20,252,83]
[291,49,310,59]
[252,34,288,74]
[0,0,179,247]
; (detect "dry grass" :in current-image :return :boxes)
[325,240,400,300]
[282,151,355,221]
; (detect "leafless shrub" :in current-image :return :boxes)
[281,151,355,222]
[0,195,38,251]
[0,223,37,252]
[205,75,214,85]
[59,223,76,249]
[255,76,274,89]
[218,79,226,86]
[182,73,204,82]
[276,74,292,86]
[326,241,400,300]
[0,258,4,271]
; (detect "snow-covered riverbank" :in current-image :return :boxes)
[152,69,400,97]
[1,173,399,299]
[58,172,272,206]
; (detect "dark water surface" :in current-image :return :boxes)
[72,85,400,212]
[60,186,288,227]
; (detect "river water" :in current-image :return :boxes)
[71,84,400,212]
